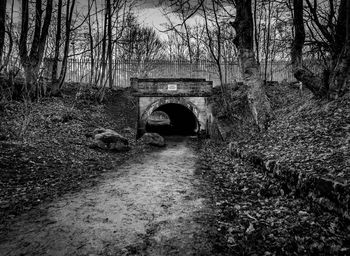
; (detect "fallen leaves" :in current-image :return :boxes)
[199,141,350,255]
[245,222,255,234]
[226,85,350,221]
[0,86,139,224]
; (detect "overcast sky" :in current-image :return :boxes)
[136,0,204,38]
[136,2,168,30]
[8,0,200,39]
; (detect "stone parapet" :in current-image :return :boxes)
[131,77,213,96]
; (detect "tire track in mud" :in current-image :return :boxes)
[0,137,219,256]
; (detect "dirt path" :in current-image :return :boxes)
[0,137,218,256]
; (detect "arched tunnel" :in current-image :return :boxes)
[145,103,199,136]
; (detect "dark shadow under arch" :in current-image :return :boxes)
[138,97,201,137]
[146,103,199,135]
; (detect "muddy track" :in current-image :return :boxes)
[0,137,221,256]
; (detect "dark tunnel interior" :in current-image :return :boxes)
[145,103,199,136]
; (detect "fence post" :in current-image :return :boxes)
[62,58,307,85]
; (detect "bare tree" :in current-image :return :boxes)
[161,0,199,62]
[121,15,164,62]
[50,0,76,95]
[86,0,95,85]
[99,0,108,91]
[328,0,350,98]
[191,23,206,62]
[202,0,226,87]
[0,0,14,74]
[51,0,62,83]
[163,31,189,61]
[291,0,305,75]
[0,0,6,69]
[292,0,350,98]
[19,0,53,99]
[96,0,111,102]
[107,0,113,89]
[263,0,273,83]
[253,0,260,65]
[231,0,272,130]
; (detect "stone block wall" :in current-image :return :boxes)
[131,78,213,96]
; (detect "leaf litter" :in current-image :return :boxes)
[0,85,139,227]
[199,140,350,255]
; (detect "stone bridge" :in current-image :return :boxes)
[131,78,214,138]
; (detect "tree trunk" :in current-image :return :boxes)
[0,0,15,73]
[264,0,272,83]
[52,0,76,95]
[19,0,30,95]
[328,0,350,98]
[19,0,53,99]
[202,1,224,91]
[97,1,109,102]
[232,0,272,131]
[253,0,260,65]
[107,0,113,89]
[100,3,108,88]
[291,0,320,95]
[0,0,6,68]
[291,0,328,97]
[328,42,350,98]
[292,0,349,99]
[180,1,192,63]
[93,0,101,85]
[51,0,62,83]
[88,0,94,85]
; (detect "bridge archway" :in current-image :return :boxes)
[138,97,204,137]
[132,78,213,139]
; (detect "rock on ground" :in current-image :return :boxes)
[90,128,130,151]
[141,133,166,147]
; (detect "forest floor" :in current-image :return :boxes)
[199,140,349,255]
[234,83,350,184]
[0,82,349,255]
[0,85,140,224]
[0,137,224,256]
[202,83,350,255]
[229,83,350,219]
